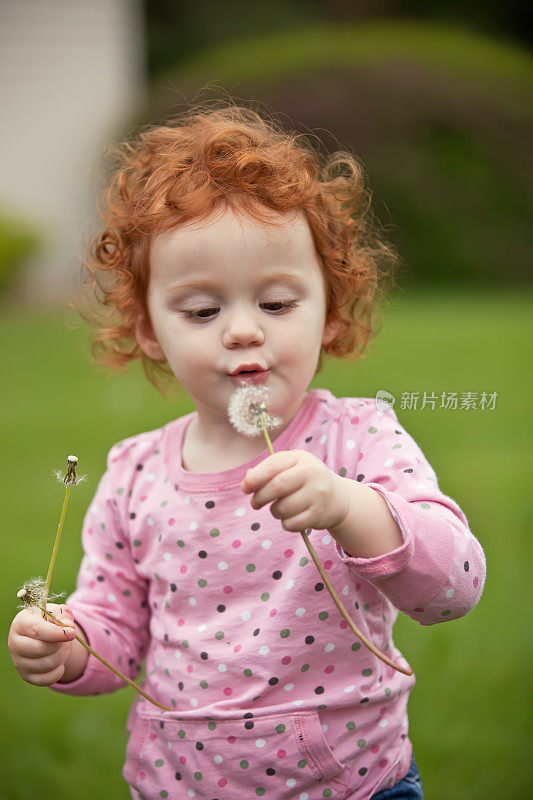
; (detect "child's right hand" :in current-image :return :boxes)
[8,604,78,686]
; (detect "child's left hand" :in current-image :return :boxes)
[241,450,349,534]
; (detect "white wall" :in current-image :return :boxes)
[0,0,146,302]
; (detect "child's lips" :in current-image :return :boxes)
[229,368,270,386]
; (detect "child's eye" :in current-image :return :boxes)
[260,300,297,313]
[182,308,219,320]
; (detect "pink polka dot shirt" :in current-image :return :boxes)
[51,389,486,799]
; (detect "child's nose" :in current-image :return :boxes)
[222,307,265,348]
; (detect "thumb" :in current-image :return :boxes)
[46,603,76,631]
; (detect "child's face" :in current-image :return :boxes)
[136,205,337,433]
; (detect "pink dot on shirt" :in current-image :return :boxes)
[473,577,479,588]
[140,495,148,502]
[232,540,241,548]
[178,619,185,626]
[277,749,287,759]
[282,656,291,665]
[168,518,175,526]
[379,759,389,769]
[324,560,333,570]
[116,570,125,578]
[371,745,380,754]
[223,585,233,594]
[228,736,237,744]
[87,527,93,536]
[340,620,349,630]
[358,453,364,461]
[139,771,146,780]
[325,665,335,674]
[218,778,228,788]
[180,565,187,574]
[179,756,187,764]
[269,609,277,617]
[234,645,242,653]
[187,665,193,674]
[351,417,359,424]
[149,732,157,742]
[284,549,294,558]
[223,687,233,696]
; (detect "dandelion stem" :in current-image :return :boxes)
[38,605,173,712]
[42,482,72,617]
[260,422,413,677]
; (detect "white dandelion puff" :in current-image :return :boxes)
[228,385,282,438]
[17,577,65,611]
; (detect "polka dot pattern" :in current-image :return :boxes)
[75,389,484,798]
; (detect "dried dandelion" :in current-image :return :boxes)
[228,385,281,438]
[16,456,173,711]
[17,578,65,611]
[228,386,413,677]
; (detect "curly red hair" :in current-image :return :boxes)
[80,101,399,389]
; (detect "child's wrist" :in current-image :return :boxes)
[328,479,403,558]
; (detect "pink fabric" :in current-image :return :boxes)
[51,389,485,799]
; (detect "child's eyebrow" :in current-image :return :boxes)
[165,272,306,295]
[165,279,214,296]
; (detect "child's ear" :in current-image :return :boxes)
[134,312,166,361]
[322,315,340,347]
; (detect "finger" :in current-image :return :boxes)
[241,451,299,493]
[25,609,76,644]
[24,663,66,687]
[13,635,65,659]
[250,467,305,510]
[16,648,67,675]
[280,512,313,533]
[269,488,310,521]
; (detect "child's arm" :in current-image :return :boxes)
[48,441,151,698]
[242,400,486,625]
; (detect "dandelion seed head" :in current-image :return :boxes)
[16,578,65,610]
[228,385,282,437]
[53,466,86,486]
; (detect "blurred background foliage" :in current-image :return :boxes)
[140,8,532,291]
[0,210,42,294]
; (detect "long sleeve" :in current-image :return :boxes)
[332,399,486,625]
[50,439,151,697]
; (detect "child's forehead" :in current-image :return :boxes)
[150,206,312,263]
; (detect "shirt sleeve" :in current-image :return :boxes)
[332,399,486,625]
[50,440,150,697]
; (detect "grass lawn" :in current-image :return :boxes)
[1,287,530,799]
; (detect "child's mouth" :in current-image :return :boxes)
[229,366,270,385]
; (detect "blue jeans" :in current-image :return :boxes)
[370,755,423,799]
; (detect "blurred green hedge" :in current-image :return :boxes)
[0,210,42,294]
[141,20,532,288]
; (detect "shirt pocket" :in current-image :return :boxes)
[131,709,351,799]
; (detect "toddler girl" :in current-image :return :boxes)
[8,103,486,800]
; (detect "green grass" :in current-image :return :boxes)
[1,288,530,799]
